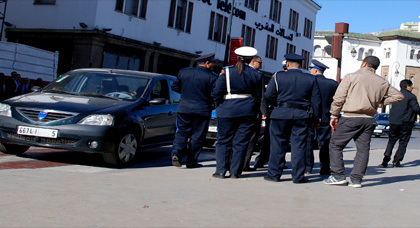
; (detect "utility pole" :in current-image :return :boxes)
[223,0,235,66]
[0,0,8,41]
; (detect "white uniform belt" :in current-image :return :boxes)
[224,94,252,99]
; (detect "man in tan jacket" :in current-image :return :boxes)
[323,56,403,188]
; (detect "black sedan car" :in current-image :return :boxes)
[0,68,180,167]
[373,113,390,137]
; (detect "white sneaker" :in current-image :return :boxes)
[323,175,348,185]
[348,180,362,188]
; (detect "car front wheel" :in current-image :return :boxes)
[103,133,139,167]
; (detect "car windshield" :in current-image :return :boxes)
[43,72,150,100]
[375,114,389,121]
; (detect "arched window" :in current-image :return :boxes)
[367,49,374,56]
[385,48,391,58]
[410,49,415,59]
[313,45,322,57]
[417,51,420,60]
[324,45,331,57]
[358,48,364,60]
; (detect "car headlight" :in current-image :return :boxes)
[386,126,390,129]
[376,125,385,130]
[78,114,114,126]
[0,103,11,117]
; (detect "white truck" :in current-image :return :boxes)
[0,41,59,82]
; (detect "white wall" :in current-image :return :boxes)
[4,0,320,74]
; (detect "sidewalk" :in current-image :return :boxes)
[1,147,420,227]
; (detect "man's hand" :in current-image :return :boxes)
[330,118,339,134]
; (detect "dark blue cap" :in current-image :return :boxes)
[284,53,305,63]
[195,53,215,63]
[310,59,329,71]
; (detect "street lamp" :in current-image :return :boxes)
[350,47,357,58]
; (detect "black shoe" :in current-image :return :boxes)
[212,173,227,179]
[264,175,280,182]
[293,178,309,184]
[379,163,388,168]
[393,162,404,168]
[243,167,257,172]
[186,163,203,168]
[230,174,240,179]
[172,155,182,167]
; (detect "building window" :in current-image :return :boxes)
[358,48,364,60]
[266,35,278,60]
[301,49,310,69]
[417,51,420,60]
[241,25,256,47]
[208,11,228,43]
[34,0,56,4]
[288,9,299,32]
[269,0,281,23]
[286,43,296,54]
[245,0,259,12]
[385,48,391,58]
[303,18,312,39]
[367,49,374,57]
[168,0,194,33]
[103,52,141,71]
[324,45,332,57]
[410,49,415,59]
[115,0,148,19]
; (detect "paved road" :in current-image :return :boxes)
[1,132,420,227]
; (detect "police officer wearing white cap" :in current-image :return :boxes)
[306,59,338,175]
[171,53,218,168]
[211,46,263,179]
[264,53,321,183]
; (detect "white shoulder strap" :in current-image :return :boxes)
[274,72,278,92]
[226,67,231,95]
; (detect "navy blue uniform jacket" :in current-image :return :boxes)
[389,88,420,125]
[172,66,218,116]
[264,68,321,120]
[315,74,338,123]
[212,65,262,118]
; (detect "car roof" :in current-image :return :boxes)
[69,68,176,79]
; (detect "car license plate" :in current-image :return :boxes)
[208,126,217,132]
[17,126,58,138]
[374,130,382,133]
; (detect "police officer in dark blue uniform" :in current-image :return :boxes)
[171,53,218,168]
[306,60,338,175]
[264,54,321,183]
[212,47,262,179]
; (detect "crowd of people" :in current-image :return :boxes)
[170,46,419,188]
[0,71,45,101]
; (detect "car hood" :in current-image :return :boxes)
[4,92,139,113]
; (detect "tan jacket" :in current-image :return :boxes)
[330,67,404,118]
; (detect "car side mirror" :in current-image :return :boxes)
[149,98,166,105]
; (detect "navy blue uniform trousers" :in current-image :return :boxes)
[268,119,309,183]
[172,113,210,166]
[215,117,255,175]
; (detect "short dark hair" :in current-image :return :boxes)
[400,79,413,89]
[363,56,380,70]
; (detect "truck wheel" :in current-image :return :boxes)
[0,142,30,155]
[103,132,139,167]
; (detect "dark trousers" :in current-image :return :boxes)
[317,125,332,172]
[254,118,271,167]
[172,113,210,166]
[383,123,414,164]
[215,117,255,175]
[306,124,332,173]
[242,117,262,170]
[329,117,376,182]
[267,119,309,183]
